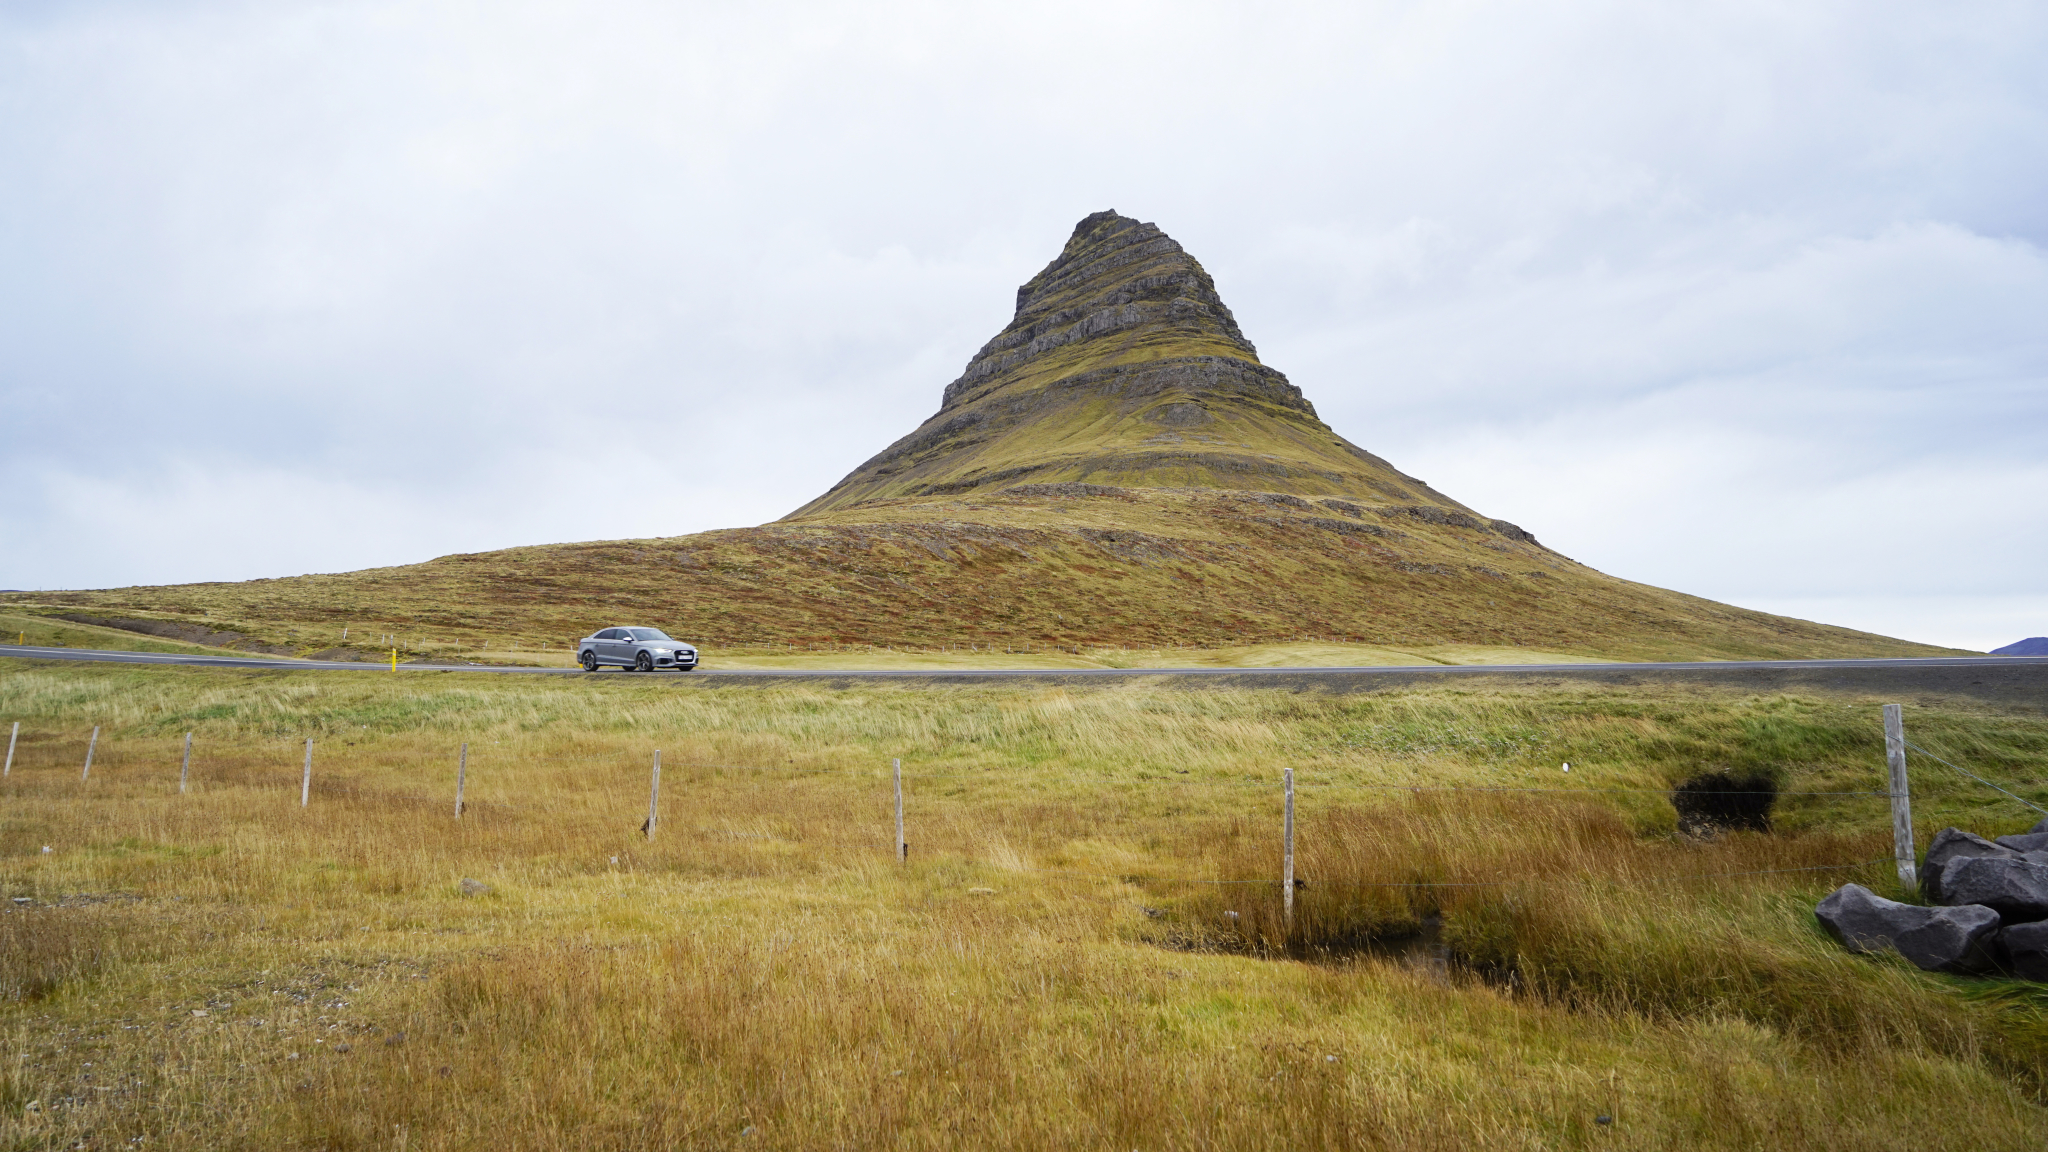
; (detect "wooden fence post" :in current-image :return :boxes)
[644,750,661,838]
[178,732,192,794]
[301,739,313,808]
[1283,767,1296,930]
[4,721,16,778]
[455,743,467,818]
[82,726,98,780]
[894,757,906,861]
[1884,704,1917,895]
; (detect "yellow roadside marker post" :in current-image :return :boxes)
[390,649,398,672]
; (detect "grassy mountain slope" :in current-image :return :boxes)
[4,484,1956,662]
[0,212,1967,663]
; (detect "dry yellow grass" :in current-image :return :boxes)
[4,485,1972,669]
[2,661,2045,1149]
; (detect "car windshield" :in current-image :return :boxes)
[625,628,672,641]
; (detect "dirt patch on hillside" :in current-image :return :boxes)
[48,613,294,655]
[1001,483,1131,501]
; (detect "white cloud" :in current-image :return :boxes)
[1735,596,2048,655]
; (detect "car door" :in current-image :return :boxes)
[595,628,625,665]
[615,628,643,665]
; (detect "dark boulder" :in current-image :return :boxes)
[1923,828,2023,903]
[1994,831,2048,853]
[1939,856,2048,922]
[1814,883,2001,974]
[1996,921,2048,982]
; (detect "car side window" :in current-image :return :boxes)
[596,629,617,640]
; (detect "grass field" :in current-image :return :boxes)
[2,659,2046,1149]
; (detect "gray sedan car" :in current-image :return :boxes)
[577,627,699,672]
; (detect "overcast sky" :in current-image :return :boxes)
[2,1,2042,651]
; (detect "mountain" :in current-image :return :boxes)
[1994,638,2048,656]
[792,210,1467,517]
[0,212,1962,664]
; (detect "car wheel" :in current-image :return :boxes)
[635,652,654,672]
[580,650,598,672]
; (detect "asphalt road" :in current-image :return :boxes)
[5,643,2047,702]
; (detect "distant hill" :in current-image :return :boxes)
[1994,637,2048,656]
[0,211,1968,663]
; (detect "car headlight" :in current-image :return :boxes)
[652,647,673,655]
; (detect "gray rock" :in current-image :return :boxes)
[1814,883,2001,974]
[1994,831,2048,853]
[1940,857,2048,922]
[1996,921,2048,982]
[458,878,490,898]
[2033,815,2048,835]
[1489,519,1539,544]
[1923,827,2023,903]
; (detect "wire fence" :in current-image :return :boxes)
[1905,739,2048,818]
[4,709,2041,896]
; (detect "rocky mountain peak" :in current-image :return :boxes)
[786,211,1473,518]
[943,211,1258,411]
